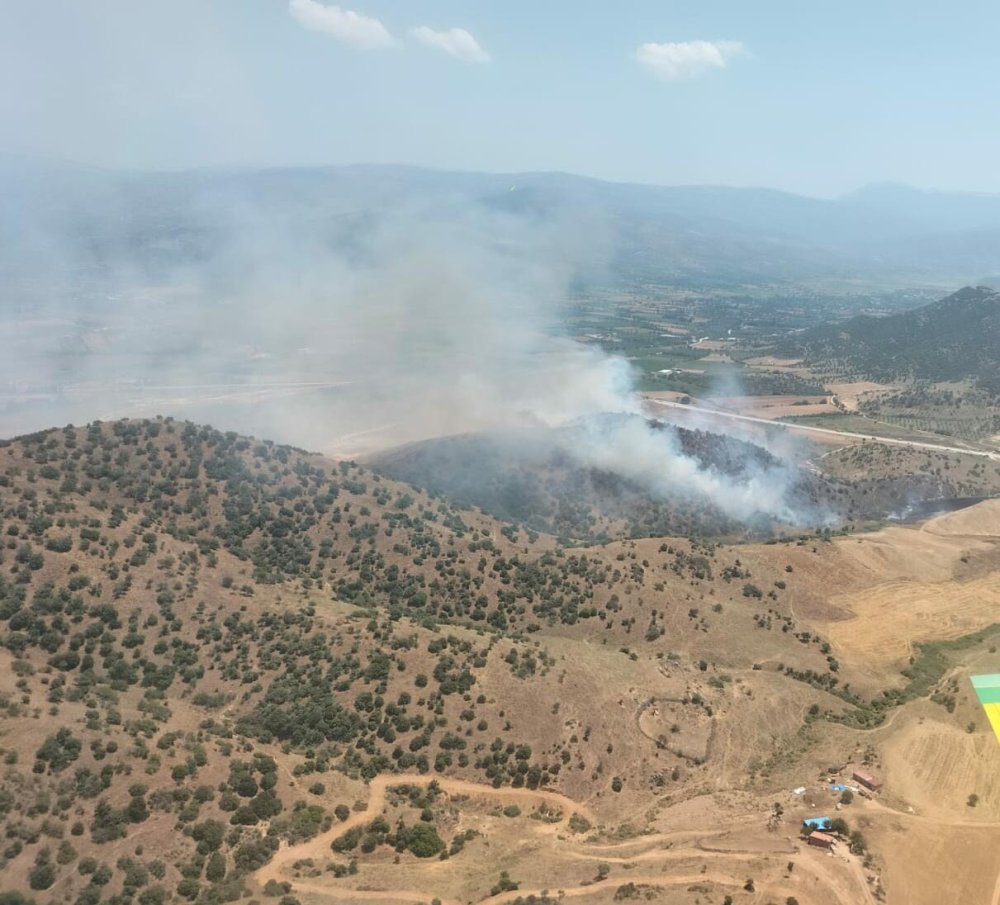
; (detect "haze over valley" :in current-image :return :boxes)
[2,4,1000,905]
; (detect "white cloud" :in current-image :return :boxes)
[410,26,491,63]
[634,40,744,81]
[289,0,398,50]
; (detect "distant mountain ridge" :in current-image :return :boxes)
[4,156,1000,294]
[782,285,1000,393]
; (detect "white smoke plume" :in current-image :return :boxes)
[0,159,819,525]
[557,415,806,524]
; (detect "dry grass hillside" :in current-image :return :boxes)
[0,419,998,905]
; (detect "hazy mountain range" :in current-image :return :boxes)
[3,155,1000,298]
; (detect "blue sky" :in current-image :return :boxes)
[2,0,999,195]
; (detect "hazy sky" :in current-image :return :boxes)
[3,0,999,196]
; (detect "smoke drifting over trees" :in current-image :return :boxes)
[2,158,830,526]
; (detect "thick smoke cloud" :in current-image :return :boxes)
[0,160,817,525]
[558,415,806,524]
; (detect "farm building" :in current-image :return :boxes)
[808,831,836,849]
[852,770,881,791]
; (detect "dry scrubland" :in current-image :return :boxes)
[0,419,997,905]
[819,443,1000,496]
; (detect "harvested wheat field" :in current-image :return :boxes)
[823,508,1000,673]
[735,502,1000,681]
[822,571,1000,677]
[708,393,833,419]
[923,498,1000,537]
[878,705,1000,820]
[863,817,1000,905]
[742,356,805,369]
[826,380,888,411]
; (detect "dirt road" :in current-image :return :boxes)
[287,869,854,905]
[254,773,596,888]
[256,772,873,905]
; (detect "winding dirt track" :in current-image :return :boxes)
[284,870,840,905]
[255,773,596,890]
[484,873,745,904]
[488,872,826,905]
[254,773,876,905]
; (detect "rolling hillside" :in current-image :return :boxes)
[1,418,998,905]
[785,285,1000,393]
[0,419,833,903]
[369,417,979,543]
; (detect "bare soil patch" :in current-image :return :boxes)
[744,356,805,368]
[708,394,833,419]
[826,380,888,411]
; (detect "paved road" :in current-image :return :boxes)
[645,397,1000,461]
[69,380,352,392]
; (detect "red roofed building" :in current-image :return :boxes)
[852,770,881,791]
[808,831,836,849]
